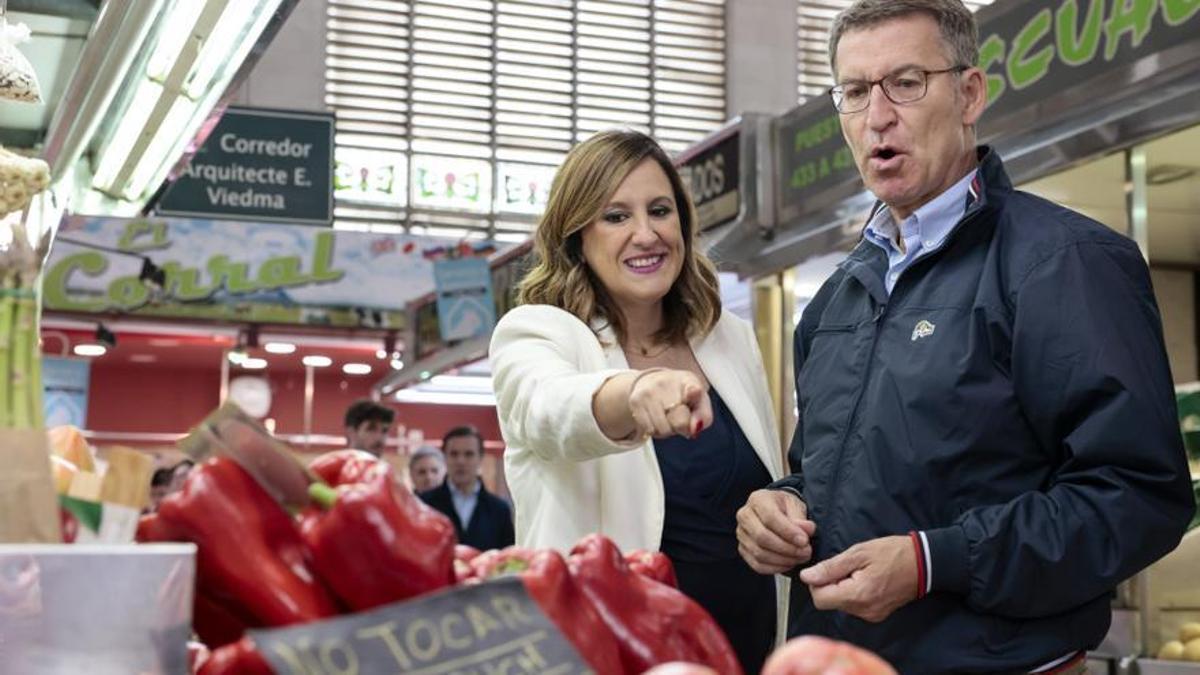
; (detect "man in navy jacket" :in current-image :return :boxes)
[736,1,1195,672]
[420,425,514,551]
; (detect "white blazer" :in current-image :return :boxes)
[489,303,790,643]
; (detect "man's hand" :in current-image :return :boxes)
[736,489,817,574]
[798,535,918,623]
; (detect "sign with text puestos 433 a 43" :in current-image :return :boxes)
[250,577,592,675]
[157,107,333,225]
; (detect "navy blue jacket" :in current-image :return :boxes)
[779,148,1194,673]
[420,481,515,552]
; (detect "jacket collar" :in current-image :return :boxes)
[856,144,1009,239]
[839,145,1012,305]
[965,145,1010,219]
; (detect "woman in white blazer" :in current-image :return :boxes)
[490,130,792,674]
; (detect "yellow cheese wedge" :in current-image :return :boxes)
[47,426,94,472]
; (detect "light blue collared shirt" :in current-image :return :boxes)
[450,479,482,527]
[862,169,979,294]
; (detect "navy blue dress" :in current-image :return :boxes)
[654,388,775,674]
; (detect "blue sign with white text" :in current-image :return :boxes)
[433,257,496,342]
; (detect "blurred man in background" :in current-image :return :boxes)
[420,426,513,550]
[408,445,446,492]
[343,399,394,456]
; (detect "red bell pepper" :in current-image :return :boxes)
[470,547,625,675]
[568,534,743,675]
[197,637,274,675]
[137,458,339,641]
[187,641,211,674]
[625,550,679,588]
[60,507,78,543]
[139,512,252,648]
[454,544,482,584]
[761,636,898,675]
[307,449,378,486]
[456,543,482,561]
[300,460,456,611]
[190,591,254,649]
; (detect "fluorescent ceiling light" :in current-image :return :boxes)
[127,96,197,199]
[241,357,268,370]
[89,0,286,203]
[147,2,205,81]
[227,350,247,364]
[302,355,332,368]
[264,342,296,354]
[393,390,496,406]
[185,3,261,98]
[428,375,494,392]
[91,80,161,190]
[342,363,372,375]
[73,344,107,357]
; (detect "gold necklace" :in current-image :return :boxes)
[627,341,672,359]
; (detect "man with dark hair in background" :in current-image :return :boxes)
[420,425,514,551]
[148,468,174,513]
[343,399,395,456]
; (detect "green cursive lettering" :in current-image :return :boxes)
[310,232,345,284]
[1008,9,1054,90]
[1161,0,1200,24]
[1056,0,1105,66]
[42,252,108,312]
[117,220,170,252]
[1104,0,1157,60]
[978,33,1007,106]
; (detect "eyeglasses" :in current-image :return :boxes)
[829,65,969,114]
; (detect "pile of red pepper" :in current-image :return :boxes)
[138,450,742,675]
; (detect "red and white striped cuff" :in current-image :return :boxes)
[908,530,933,598]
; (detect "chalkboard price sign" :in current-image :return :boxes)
[249,577,593,675]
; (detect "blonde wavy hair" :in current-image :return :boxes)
[518,130,721,346]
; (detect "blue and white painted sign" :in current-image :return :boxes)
[433,257,495,342]
[42,357,91,428]
[44,215,511,328]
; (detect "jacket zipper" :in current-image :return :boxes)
[823,301,887,551]
[819,204,987,551]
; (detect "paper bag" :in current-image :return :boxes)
[0,429,62,543]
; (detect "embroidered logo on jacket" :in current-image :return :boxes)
[911,320,936,341]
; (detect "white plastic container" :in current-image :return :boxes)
[0,543,196,675]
